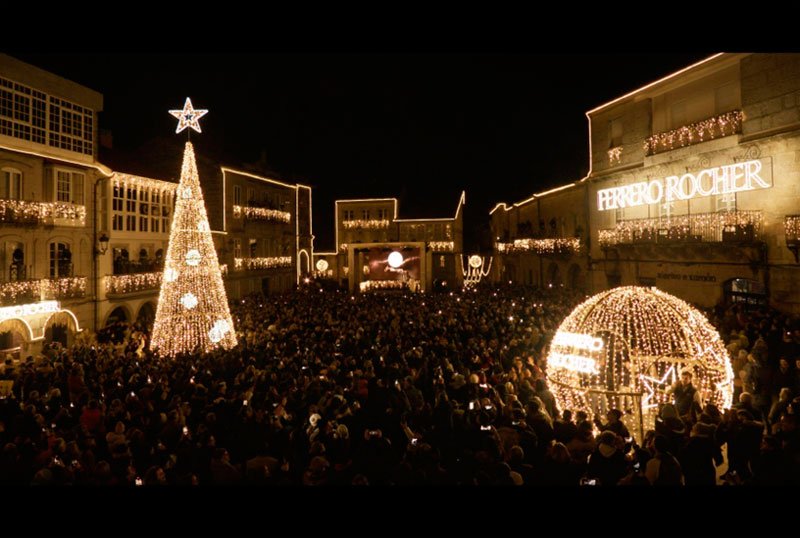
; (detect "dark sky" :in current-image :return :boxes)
[11,52,710,251]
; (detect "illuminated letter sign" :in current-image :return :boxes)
[597,159,772,211]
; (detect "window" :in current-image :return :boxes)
[53,169,84,204]
[344,210,354,221]
[49,242,72,278]
[112,214,123,231]
[139,215,148,232]
[233,239,242,259]
[234,185,241,206]
[1,168,22,200]
[439,255,445,268]
[362,209,370,220]
[126,186,136,212]
[377,208,386,220]
[609,117,623,147]
[126,215,136,231]
[112,183,124,211]
[249,238,257,257]
[0,76,93,155]
[247,187,255,203]
[57,171,71,202]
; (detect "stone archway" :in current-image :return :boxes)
[568,263,585,292]
[0,318,32,358]
[43,310,78,348]
[105,306,130,327]
[136,301,156,330]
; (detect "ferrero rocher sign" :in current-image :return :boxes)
[597,159,772,211]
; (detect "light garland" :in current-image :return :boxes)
[0,199,86,226]
[496,237,580,254]
[112,174,178,194]
[150,141,237,357]
[545,286,734,442]
[342,219,390,229]
[359,279,418,292]
[233,257,292,271]
[608,146,623,165]
[105,272,162,295]
[232,205,291,223]
[428,241,454,252]
[462,255,493,289]
[1,277,90,303]
[598,210,762,247]
[785,215,800,244]
[644,110,743,156]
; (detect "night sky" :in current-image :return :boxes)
[10,52,710,251]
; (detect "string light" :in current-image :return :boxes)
[462,255,492,289]
[342,219,390,229]
[150,141,237,357]
[496,238,580,254]
[359,279,418,292]
[598,210,762,247]
[105,272,161,295]
[1,277,91,303]
[232,205,291,223]
[785,215,800,242]
[428,241,454,252]
[545,286,734,440]
[607,146,623,165]
[644,110,743,156]
[0,199,86,226]
[233,257,292,271]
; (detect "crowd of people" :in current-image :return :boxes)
[0,283,799,486]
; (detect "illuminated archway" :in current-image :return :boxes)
[545,286,734,441]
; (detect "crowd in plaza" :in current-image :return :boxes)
[0,283,799,486]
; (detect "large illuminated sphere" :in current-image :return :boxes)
[468,255,482,268]
[388,251,403,269]
[316,259,329,272]
[546,286,733,440]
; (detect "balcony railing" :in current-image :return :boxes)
[233,205,291,223]
[1,277,87,305]
[233,257,292,271]
[0,199,86,227]
[496,238,581,255]
[106,272,162,295]
[113,259,163,275]
[644,110,743,156]
[599,210,763,248]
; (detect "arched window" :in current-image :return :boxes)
[1,168,23,200]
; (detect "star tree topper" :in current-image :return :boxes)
[169,97,208,134]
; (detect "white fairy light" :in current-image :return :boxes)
[180,293,198,310]
[169,97,208,134]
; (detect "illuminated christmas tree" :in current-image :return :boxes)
[150,99,237,356]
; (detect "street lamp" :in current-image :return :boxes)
[96,232,109,255]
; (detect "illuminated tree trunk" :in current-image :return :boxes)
[150,141,237,357]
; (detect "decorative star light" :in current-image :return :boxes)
[164,268,179,282]
[639,365,677,409]
[208,319,230,343]
[169,97,208,134]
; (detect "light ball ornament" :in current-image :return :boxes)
[545,286,733,442]
[316,259,329,272]
[388,251,403,269]
[468,255,482,269]
[185,249,201,266]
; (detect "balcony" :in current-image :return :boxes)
[644,110,743,156]
[0,199,86,227]
[233,257,292,271]
[599,210,763,248]
[785,215,800,262]
[496,238,581,255]
[0,277,86,306]
[105,272,162,295]
[233,204,291,223]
